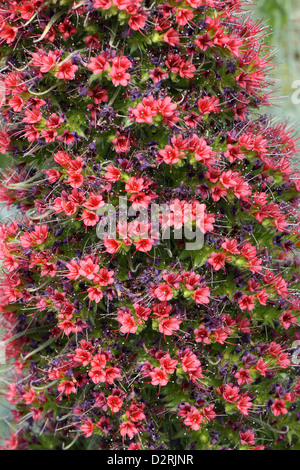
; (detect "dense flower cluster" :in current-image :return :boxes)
[0,0,300,450]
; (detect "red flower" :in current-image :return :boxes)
[107,395,123,413]
[94,0,111,8]
[237,396,253,416]
[240,430,255,446]
[135,238,154,253]
[254,358,269,377]
[80,419,94,437]
[81,210,99,227]
[0,25,18,44]
[56,61,78,80]
[238,295,255,312]
[119,421,138,439]
[184,408,203,430]
[87,286,103,303]
[207,252,227,271]
[104,164,121,183]
[149,367,169,390]
[158,316,181,337]
[110,66,131,87]
[57,381,77,396]
[234,368,253,386]
[176,9,194,26]
[195,33,214,51]
[163,28,180,46]
[132,103,155,124]
[104,237,121,255]
[279,310,297,330]
[88,54,110,74]
[197,96,220,115]
[193,286,210,305]
[79,258,99,280]
[154,283,173,302]
[117,311,138,335]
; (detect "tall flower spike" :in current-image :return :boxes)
[0,0,299,451]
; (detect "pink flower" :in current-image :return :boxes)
[95,268,114,286]
[176,9,194,26]
[80,419,94,437]
[88,54,110,74]
[132,103,155,124]
[104,366,122,384]
[57,320,78,336]
[234,368,253,386]
[79,258,99,280]
[126,402,146,422]
[207,252,227,271]
[104,237,121,255]
[66,259,81,280]
[23,387,36,405]
[135,238,154,253]
[271,399,288,417]
[158,316,181,337]
[32,50,58,73]
[198,96,220,115]
[238,295,255,312]
[240,430,255,446]
[157,96,177,117]
[163,28,180,46]
[74,349,92,366]
[160,354,177,374]
[0,25,18,44]
[149,67,168,84]
[107,395,123,413]
[87,286,103,303]
[56,61,78,80]
[57,381,77,396]
[22,107,42,124]
[193,287,210,305]
[194,325,210,344]
[237,396,253,416]
[119,421,138,439]
[0,130,11,153]
[91,353,107,369]
[9,95,24,112]
[159,145,182,168]
[154,283,174,302]
[195,33,214,51]
[217,383,239,403]
[81,210,99,227]
[184,409,203,430]
[94,0,111,8]
[129,12,148,31]
[149,367,169,390]
[254,358,269,377]
[89,368,106,384]
[104,165,121,182]
[125,177,145,193]
[110,66,131,86]
[118,312,138,335]
[83,194,104,211]
[279,310,297,329]
[202,404,216,422]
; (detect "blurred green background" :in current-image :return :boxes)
[1,0,300,446]
[253,0,300,128]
